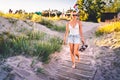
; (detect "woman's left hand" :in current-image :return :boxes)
[81,39,85,45]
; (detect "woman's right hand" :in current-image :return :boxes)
[81,40,85,45]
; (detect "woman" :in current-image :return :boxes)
[63,11,84,68]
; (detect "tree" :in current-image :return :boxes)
[42,9,62,17]
[77,0,106,22]
[104,0,120,13]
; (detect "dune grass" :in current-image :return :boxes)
[39,18,66,32]
[0,30,62,62]
[95,21,120,36]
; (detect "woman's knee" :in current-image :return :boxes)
[70,50,75,56]
[74,50,78,54]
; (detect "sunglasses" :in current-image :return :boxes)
[73,14,78,16]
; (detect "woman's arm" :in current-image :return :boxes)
[63,22,69,45]
[79,21,85,44]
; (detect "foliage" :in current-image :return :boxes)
[0,11,4,16]
[14,13,23,20]
[82,0,120,19]
[3,13,14,19]
[0,12,34,21]
[36,68,45,74]
[104,0,120,13]
[47,16,60,21]
[11,36,30,54]
[0,30,62,62]
[27,30,46,40]
[34,37,62,62]
[77,0,106,22]
[95,21,120,36]
[39,18,53,26]
[31,14,42,22]
[49,37,62,52]
[79,10,88,21]
[42,10,62,17]
[39,18,66,32]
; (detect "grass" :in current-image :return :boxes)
[11,36,30,54]
[95,21,120,36]
[36,67,45,74]
[39,18,66,32]
[30,59,36,67]
[0,30,62,62]
[27,30,46,40]
[51,25,66,32]
[34,37,62,62]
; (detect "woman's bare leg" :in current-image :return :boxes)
[74,44,80,62]
[69,43,75,68]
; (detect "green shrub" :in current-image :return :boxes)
[52,25,65,32]
[39,19,53,27]
[39,19,65,32]
[0,32,62,62]
[11,36,30,54]
[49,37,62,52]
[0,37,11,57]
[96,22,120,36]
[34,42,52,62]
[33,37,62,62]
[27,31,46,40]
[95,30,104,36]
[36,68,45,74]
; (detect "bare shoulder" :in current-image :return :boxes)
[76,20,81,26]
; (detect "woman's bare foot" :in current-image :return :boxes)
[72,63,75,68]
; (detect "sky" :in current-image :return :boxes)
[0,0,77,13]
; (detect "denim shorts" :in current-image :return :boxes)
[68,34,81,44]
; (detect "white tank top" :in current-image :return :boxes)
[69,23,79,35]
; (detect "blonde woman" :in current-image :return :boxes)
[63,11,84,68]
